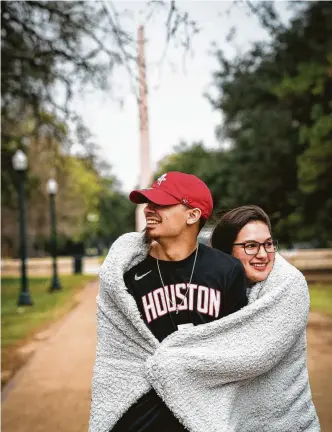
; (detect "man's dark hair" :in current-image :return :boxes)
[211,205,272,255]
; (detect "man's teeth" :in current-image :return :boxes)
[146,220,160,225]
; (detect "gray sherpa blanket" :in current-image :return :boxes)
[89,232,320,432]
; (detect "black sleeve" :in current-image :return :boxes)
[124,269,137,296]
[223,261,248,317]
[123,270,132,291]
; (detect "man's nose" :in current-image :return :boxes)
[144,202,156,213]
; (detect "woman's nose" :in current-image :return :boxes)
[256,244,268,257]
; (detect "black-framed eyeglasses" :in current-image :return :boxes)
[233,240,278,255]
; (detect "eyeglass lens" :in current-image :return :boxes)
[244,240,277,255]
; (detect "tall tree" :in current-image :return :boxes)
[274,2,332,245]
[208,1,332,246]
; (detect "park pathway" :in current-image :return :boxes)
[1,279,332,431]
[1,281,98,432]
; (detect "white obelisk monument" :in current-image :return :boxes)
[136,25,152,231]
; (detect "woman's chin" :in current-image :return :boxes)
[249,270,269,283]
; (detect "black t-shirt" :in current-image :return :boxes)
[111,243,247,432]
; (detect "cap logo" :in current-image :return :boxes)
[157,173,167,186]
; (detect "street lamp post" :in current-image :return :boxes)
[47,178,62,292]
[12,150,33,306]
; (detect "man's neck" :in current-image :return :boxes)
[150,237,198,261]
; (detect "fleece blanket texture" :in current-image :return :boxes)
[89,232,319,432]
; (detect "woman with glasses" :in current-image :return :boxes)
[211,205,278,286]
[209,205,319,430]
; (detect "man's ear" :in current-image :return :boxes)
[187,208,202,225]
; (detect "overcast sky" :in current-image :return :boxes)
[72,1,292,193]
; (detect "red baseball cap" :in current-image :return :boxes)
[129,172,213,220]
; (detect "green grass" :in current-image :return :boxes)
[1,275,96,349]
[309,284,332,318]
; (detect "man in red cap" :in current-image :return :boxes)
[110,172,248,431]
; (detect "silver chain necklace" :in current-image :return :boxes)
[156,244,199,314]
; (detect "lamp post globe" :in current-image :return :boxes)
[13,149,28,171]
[47,178,62,291]
[47,178,58,195]
[12,149,33,306]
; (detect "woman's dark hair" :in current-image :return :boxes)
[211,205,272,255]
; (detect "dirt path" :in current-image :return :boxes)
[1,282,331,432]
[1,281,98,432]
[307,312,332,432]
